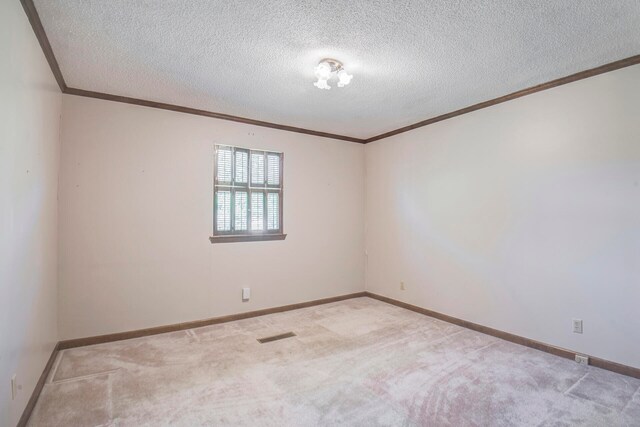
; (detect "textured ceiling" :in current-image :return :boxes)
[34,0,640,139]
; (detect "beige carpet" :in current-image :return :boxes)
[29,297,640,426]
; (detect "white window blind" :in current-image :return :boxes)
[216,190,231,231]
[213,145,283,238]
[235,150,248,183]
[267,154,280,186]
[217,147,232,183]
[267,193,279,230]
[234,191,248,231]
[251,192,264,230]
[251,152,265,185]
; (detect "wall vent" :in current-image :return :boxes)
[257,332,296,343]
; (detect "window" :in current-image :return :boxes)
[211,145,285,243]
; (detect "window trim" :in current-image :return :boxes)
[211,145,285,243]
[209,233,287,244]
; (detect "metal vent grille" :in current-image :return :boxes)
[257,332,296,343]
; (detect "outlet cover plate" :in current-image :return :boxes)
[575,354,589,365]
[573,319,583,334]
[11,374,17,400]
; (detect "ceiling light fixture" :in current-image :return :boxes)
[313,59,353,90]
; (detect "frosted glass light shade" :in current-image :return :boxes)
[314,78,331,90]
[314,62,333,80]
[337,69,353,87]
[313,59,352,90]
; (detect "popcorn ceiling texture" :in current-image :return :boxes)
[33,1,640,139]
[28,298,640,426]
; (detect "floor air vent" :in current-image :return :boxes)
[257,332,296,343]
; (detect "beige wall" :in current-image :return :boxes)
[8,5,635,401]
[0,1,62,425]
[58,95,365,340]
[57,65,640,369]
[1,3,637,422]
[365,64,640,369]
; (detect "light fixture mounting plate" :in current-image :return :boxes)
[321,58,344,73]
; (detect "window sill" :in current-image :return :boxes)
[209,234,287,244]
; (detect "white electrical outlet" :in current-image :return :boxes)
[11,374,17,400]
[575,354,589,365]
[400,281,406,291]
[573,319,583,334]
[242,287,250,301]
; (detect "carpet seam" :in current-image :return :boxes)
[107,373,114,422]
[52,368,121,384]
[620,384,640,414]
[48,350,64,384]
[563,372,589,395]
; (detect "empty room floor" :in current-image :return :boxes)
[29,298,640,426]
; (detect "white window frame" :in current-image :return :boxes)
[211,144,285,243]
